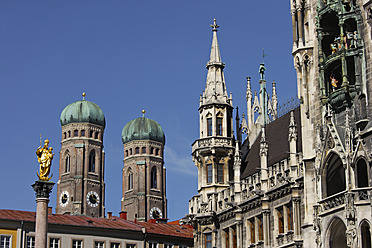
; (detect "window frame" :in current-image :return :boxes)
[72,239,83,248]
[0,235,12,248]
[49,237,60,248]
[216,117,223,136]
[151,167,157,189]
[89,150,96,173]
[207,163,213,184]
[207,118,212,136]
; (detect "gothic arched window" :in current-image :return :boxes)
[151,167,157,189]
[357,158,369,188]
[89,150,95,173]
[65,152,70,173]
[128,169,133,190]
[361,221,371,248]
[325,153,345,197]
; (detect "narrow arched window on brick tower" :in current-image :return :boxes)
[89,150,95,172]
[65,154,70,173]
[151,167,157,189]
[128,168,133,190]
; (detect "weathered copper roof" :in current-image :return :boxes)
[0,209,193,239]
[241,107,302,179]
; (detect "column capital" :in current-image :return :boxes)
[32,180,55,199]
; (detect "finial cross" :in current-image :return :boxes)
[211,18,219,31]
[262,48,268,63]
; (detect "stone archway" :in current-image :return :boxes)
[327,217,347,248]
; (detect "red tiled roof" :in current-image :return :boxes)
[0,209,193,239]
[137,222,193,238]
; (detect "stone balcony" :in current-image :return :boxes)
[192,136,234,154]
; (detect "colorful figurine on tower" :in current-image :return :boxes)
[36,139,54,181]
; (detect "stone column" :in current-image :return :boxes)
[263,208,271,248]
[292,187,301,240]
[32,180,55,248]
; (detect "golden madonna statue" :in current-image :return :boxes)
[36,139,54,181]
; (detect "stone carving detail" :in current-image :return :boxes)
[32,180,55,199]
[321,192,345,210]
[313,204,322,248]
[345,192,356,247]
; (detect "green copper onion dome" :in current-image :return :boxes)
[122,111,165,144]
[60,93,106,128]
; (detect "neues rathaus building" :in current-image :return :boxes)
[186,0,372,247]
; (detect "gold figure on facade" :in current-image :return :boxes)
[36,139,54,181]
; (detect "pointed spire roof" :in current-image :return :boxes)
[209,19,222,63]
[201,19,231,107]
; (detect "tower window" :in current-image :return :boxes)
[125,150,128,157]
[207,163,212,184]
[217,163,224,183]
[135,147,139,154]
[207,118,212,136]
[95,132,99,139]
[128,169,133,190]
[74,130,79,137]
[129,148,132,155]
[325,153,345,197]
[89,151,95,173]
[357,159,369,188]
[90,130,94,138]
[81,130,85,137]
[151,167,157,189]
[142,147,146,154]
[151,147,154,154]
[68,131,71,137]
[63,132,66,139]
[65,154,70,173]
[155,148,159,156]
[249,218,255,244]
[216,117,223,136]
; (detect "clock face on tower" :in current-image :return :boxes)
[150,207,163,219]
[86,191,100,207]
[59,191,69,207]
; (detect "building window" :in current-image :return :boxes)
[207,118,212,136]
[125,150,128,157]
[110,243,120,248]
[0,235,11,248]
[125,244,135,248]
[287,204,293,231]
[26,236,35,248]
[129,148,132,155]
[81,130,85,137]
[204,233,212,248]
[68,131,71,137]
[95,132,99,139]
[217,163,224,183]
[325,153,345,196]
[357,159,369,188]
[216,117,223,136]
[361,221,371,248]
[151,167,157,189]
[72,240,83,248]
[258,216,264,241]
[277,207,284,234]
[164,245,173,248]
[95,241,105,248]
[155,148,159,156]
[249,218,255,244]
[142,147,146,154]
[224,229,229,247]
[207,164,212,184]
[90,130,94,138]
[151,147,154,154]
[135,147,139,154]
[128,169,133,190]
[149,243,158,248]
[63,132,66,139]
[65,154,70,173]
[89,150,96,172]
[74,130,79,137]
[49,238,60,248]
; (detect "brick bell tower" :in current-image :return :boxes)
[56,93,106,217]
[121,110,167,222]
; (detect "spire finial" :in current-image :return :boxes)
[142,109,146,117]
[211,18,219,32]
[262,48,268,64]
[82,92,86,100]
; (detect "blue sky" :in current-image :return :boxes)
[0,1,297,221]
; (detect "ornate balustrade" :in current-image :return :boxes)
[352,187,371,202]
[192,136,234,153]
[319,190,346,212]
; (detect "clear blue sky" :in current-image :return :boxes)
[0,1,296,221]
